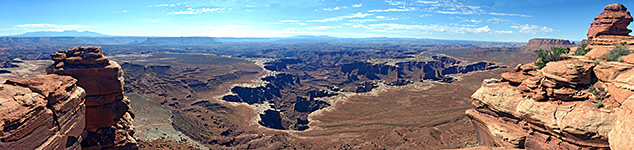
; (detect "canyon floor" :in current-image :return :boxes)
[107,45,534,149]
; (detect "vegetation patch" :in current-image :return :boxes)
[572,42,592,56]
[535,47,569,68]
[602,45,630,61]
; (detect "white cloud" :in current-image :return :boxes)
[462,19,481,24]
[349,19,379,23]
[510,24,554,34]
[493,30,513,34]
[323,6,342,11]
[489,12,533,17]
[425,0,532,18]
[14,24,96,31]
[385,0,406,6]
[151,20,159,23]
[150,3,185,7]
[487,18,508,23]
[322,3,361,11]
[296,22,307,25]
[169,8,228,14]
[419,14,432,17]
[417,0,439,4]
[308,12,372,22]
[369,7,417,12]
[122,10,128,13]
[346,23,509,34]
[306,26,341,30]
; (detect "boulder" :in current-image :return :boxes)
[541,59,594,85]
[587,3,633,39]
[608,108,634,150]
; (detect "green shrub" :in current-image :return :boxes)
[595,100,603,108]
[573,42,592,56]
[602,46,630,61]
[535,47,569,68]
[594,59,600,64]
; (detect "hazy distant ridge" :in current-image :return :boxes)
[10,30,111,37]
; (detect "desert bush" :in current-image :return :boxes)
[573,42,592,56]
[595,100,603,108]
[602,46,630,61]
[535,47,569,68]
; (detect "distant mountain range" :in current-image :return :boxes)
[10,30,111,37]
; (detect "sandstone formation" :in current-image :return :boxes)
[588,4,633,38]
[523,38,576,50]
[47,46,137,149]
[468,3,634,149]
[586,3,634,46]
[0,74,85,149]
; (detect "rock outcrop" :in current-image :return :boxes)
[523,38,576,50]
[468,3,634,149]
[0,74,85,149]
[47,46,137,149]
[587,3,634,46]
[588,4,633,39]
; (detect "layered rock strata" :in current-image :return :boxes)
[468,3,634,149]
[524,38,576,50]
[47,46,137,149]
[587,4,634,46]
[0,74,85,149]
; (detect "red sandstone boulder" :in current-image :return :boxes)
[541,59,595,85]
[587,3,633,39]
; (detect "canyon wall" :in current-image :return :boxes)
[47,46,137,149]
[467,3,634,149]
[0,75,85,149]
[523,38,576,50]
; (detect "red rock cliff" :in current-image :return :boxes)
[47,46,137,149]
[467,3,634,150]
[0,75,85,149]
[524,38,576,50]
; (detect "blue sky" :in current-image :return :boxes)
[0,0,632,42]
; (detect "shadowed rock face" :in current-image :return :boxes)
[0,74,85,150]
[588,3,633,39]
[468,4,634,149]
[47,46,138,149]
